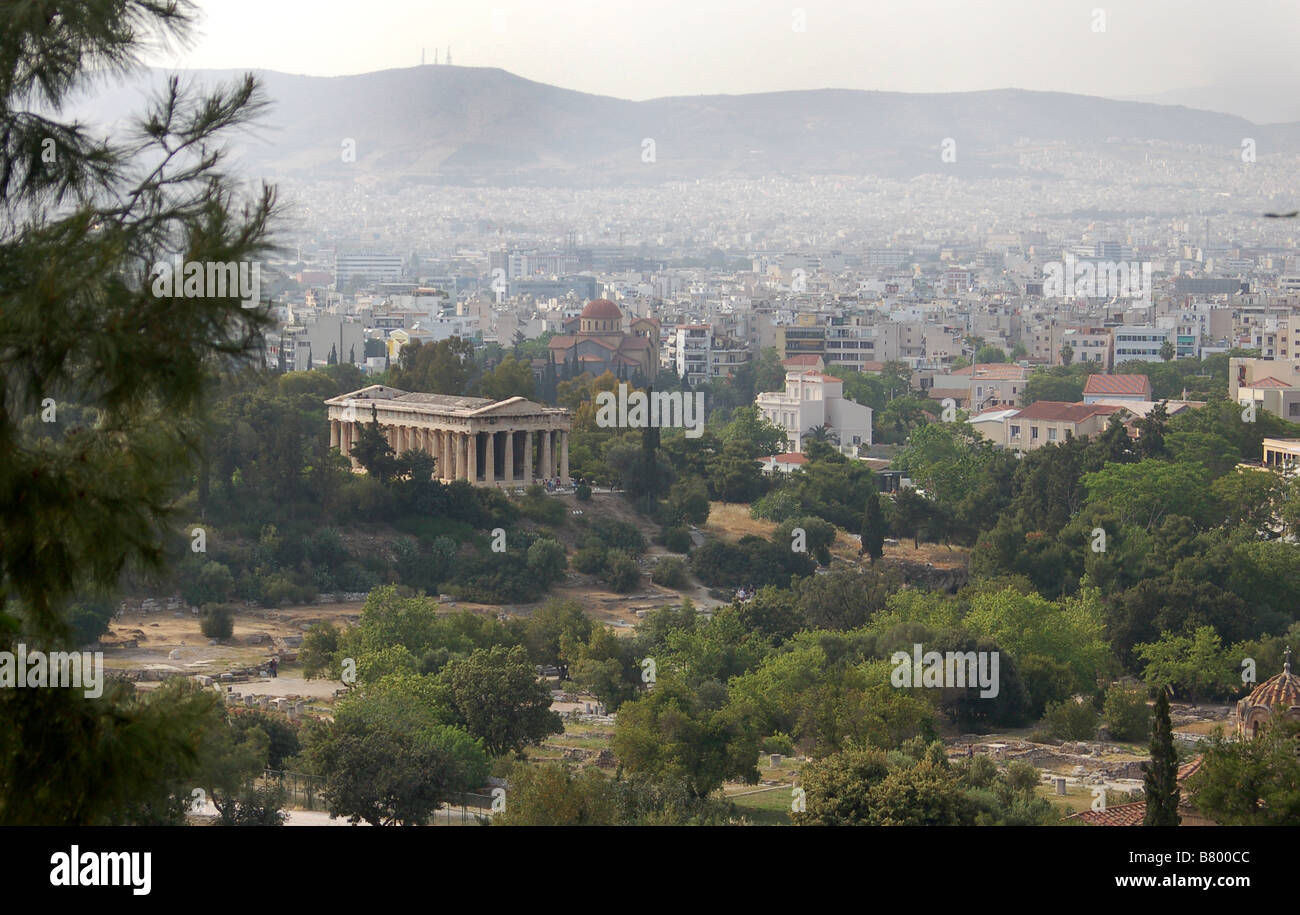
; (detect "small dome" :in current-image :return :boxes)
[581,298,622,320]
[1247,652,1300,709]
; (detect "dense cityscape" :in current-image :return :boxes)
[2,0,1293,895]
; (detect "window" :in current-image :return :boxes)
[1009,424,1021,437]
[1031,426,1039,440]
[1048,428,1057,441]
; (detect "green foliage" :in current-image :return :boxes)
[518,485,565,525]
[612,676,759,797]
[387,337,476,395]
[478,354,535,401]
[575,483,592,502]
[860,492,887,561]
[435,645,563,756]
[1186,718,1300,825]
[301,685,489,825]
[1041,698,1098,740]
[199,604,235,640]
[794,741,980,826]
[1102,686,1150,742]
[1135,627,1240,701]
[651,557,690,589]
[602,551,642,593]
[1143,689,1181,826]
[659,525,693,554]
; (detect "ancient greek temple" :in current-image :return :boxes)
[325,385,571,486]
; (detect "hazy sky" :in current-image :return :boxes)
[153,0,1300,106]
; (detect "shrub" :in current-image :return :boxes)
[519,484,565,526]
[603,551,641,593]
[760,733,795,756]
[1103,686,1150,742]
[1041,698,1098,741]
[573,545,608,575]
[650,557,689,590]
[659,525,692,554]
[200,604,235,640]
[575,484,592,502]
[591,519,646,556]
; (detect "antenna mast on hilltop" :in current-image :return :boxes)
[447,46,452,66]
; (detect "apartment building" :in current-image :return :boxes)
[1112,325,1172,363]
[1003,402,1126,452]
[1060,326,1113,368]
[756,370,873,453]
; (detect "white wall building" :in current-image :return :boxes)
[756,370,873,453]
[1112,325,1172,364]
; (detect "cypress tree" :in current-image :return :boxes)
[1142,689,1181,826]
[861,491,887,562]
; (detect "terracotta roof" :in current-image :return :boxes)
[769,452,808,465]
[1245,376,1296,389]
[1083,374,1152,396]
[1245,664,1300,710]
[1072,800,1146,826]
[792,370,843,383]
[782,355,823,366]
[1014,401,1123,423]
[1068,756,1206,826]
[581,298,622,319]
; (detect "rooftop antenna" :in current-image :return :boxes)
[446,46,452,66]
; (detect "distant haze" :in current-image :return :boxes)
[149,0,1300,123]
[62,66,1300,187]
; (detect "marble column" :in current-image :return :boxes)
[485,430,495,485]
[329,419,340,450]
[524,429,534,485]
[504,431,515,485]
[560,431,569,484]
[458,433,469,481]
[467,430,478,483]
[541,429,552,482]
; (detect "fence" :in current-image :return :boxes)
[262,769,325,812]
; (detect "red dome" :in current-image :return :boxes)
[581,298,622,320]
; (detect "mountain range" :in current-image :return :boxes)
[61,65,1300,185]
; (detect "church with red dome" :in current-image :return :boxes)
[547,298,660,382]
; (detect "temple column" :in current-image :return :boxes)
[468,430,478,483]
[560,431,569,484]
[485,431,495,485]
[541,429,552,482]
[504,431,515,485]
[330,419,340,450]
[458,433,469,481]
[341,422,353,464]
[524,429,534,485]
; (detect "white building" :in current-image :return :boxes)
[336,253,404,287]
[1112,325,1172,364]
[756,370,873,453]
